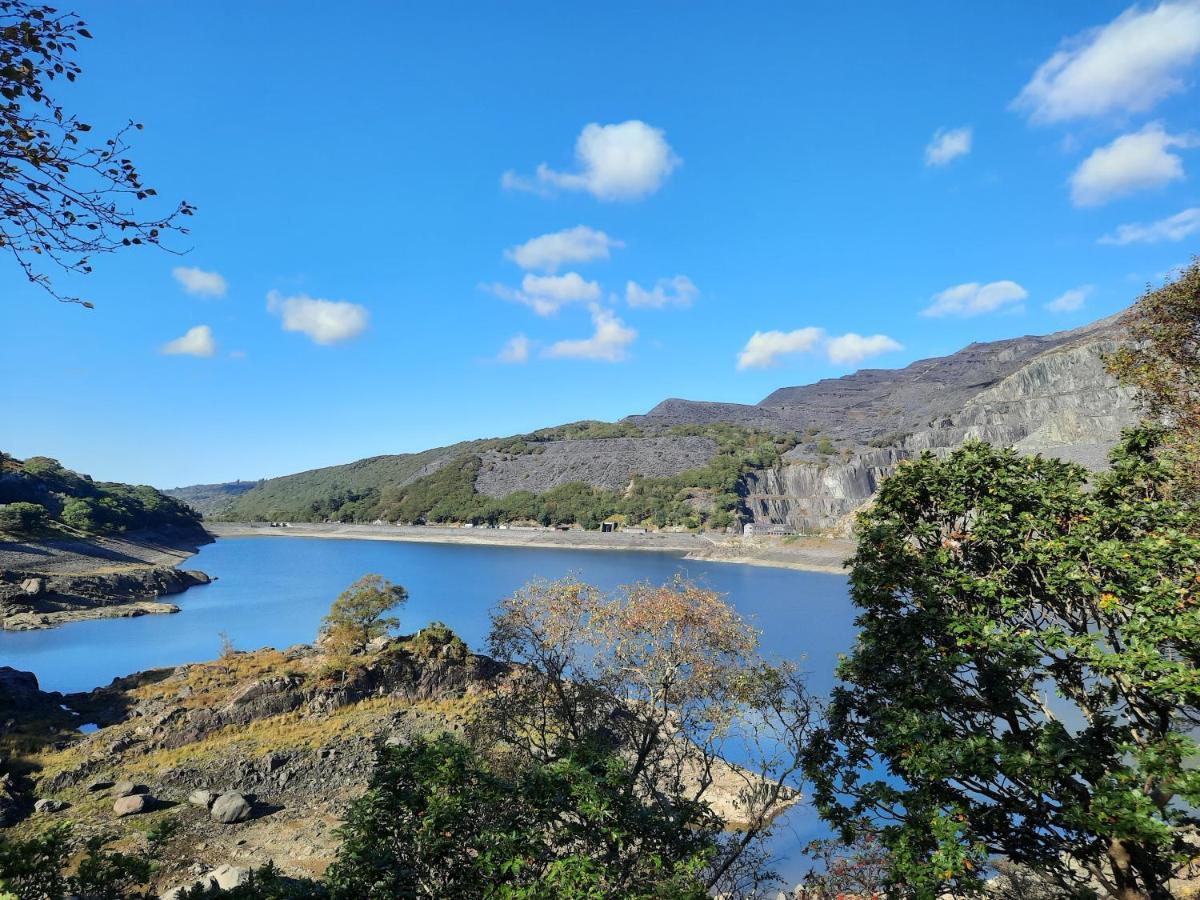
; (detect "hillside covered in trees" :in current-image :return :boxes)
[0,454,201,537]
[201,423,797,531]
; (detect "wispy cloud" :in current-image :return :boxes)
[266,290,369,344]
[503,120,681,201]
[172,266,228,298]
[1070,123,1197,206]
[498,334,532,364]
[161,324,216,357]
[1099,206,1200,244]
[505,226,623,272]
[625,275,698,309]
[924,126,973,166]
[736,327,824,370]
[544,305,637,362]
[922,280,1028,317]
[483,272,601,316]
[1046,285,1093,312]
[826,332,903,364]
[1013,1,1200,123]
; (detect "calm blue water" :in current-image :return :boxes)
[0,535,856,886]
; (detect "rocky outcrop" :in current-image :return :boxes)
[734,319,1140,532]
[474,436,718,497]
[0,566,211,631]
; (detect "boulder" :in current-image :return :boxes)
[19,578,43,596]
[113,794,149,817]
[110,780,139,798]
[209,790,252,824]
[34,798,68,813]
[209,865,251,890]
[187,788,215,808]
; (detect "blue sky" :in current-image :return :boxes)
[3,1,1199,487]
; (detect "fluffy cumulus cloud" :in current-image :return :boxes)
[484,272,601,316]
[625,275,698,309]
[922,280,1028,317]
[1014,1,1200,123]
[502,120,681,201]
[505,226,624,272]
[266,290,369,345]
[924,126,973,166]
[1100,206,1200,244]
[172,266,228,298]
[1070,124,1197,206]
[826,332,903,365]
[498,334,532,364]
[161,324,216,357]
[736,327,824,370]
[544,305,636,362]
[1046,285,1094,312]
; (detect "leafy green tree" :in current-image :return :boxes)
[0,500,47,532]
[321,574,407,654]
[325,733,712,899]
[59,496,99,532]
[804,430,1200,899]
[1107,256,1200,500]
[0,823,154,899]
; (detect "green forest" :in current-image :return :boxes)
[215,424,798,531]
[0,454,201,537]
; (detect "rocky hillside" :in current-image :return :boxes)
[171,313,1138,534]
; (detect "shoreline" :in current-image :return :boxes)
[205,522,852,575]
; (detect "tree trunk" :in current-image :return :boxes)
[1107,838,1149,900]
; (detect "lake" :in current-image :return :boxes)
[0,535,857,885]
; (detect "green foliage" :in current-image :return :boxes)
[407,621,468,660]
[814,437,836,456]
[321,574,407,653]
[221,425,796,532]
[805,428,1200,898]
[324,734,713,899]
[0,823,154,899]
[0,455,200,536]
[174,863,327,899]
[0,501,48,533]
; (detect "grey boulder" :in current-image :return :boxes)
[113,794,149,817]
[209,790,252,824]
[187,788,215,808]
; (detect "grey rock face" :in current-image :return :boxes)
[209,790,252,824]
[34,797,67,813]
[474,436,718,497]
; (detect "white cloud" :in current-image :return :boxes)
[266,290,369,345]
[736,327,824,370]
[1014,1,1200,123]
[484,272,601,316]
[924,126,973,166]
[161,324,216,357]
[625,275,698,309]
[502,120,681,201]
[1099,206,1200,244]
[1046,286,1094,312]
[826,333,903,365]
[498,334,532,364]
[544,305,637,362]
[172,266,227,298]
[1070,124,1196,206]
[505,226,623,272]
[922,280,1029,317]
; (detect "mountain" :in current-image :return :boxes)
[168,313,1139,534]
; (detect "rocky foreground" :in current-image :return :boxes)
[0,630,775,895]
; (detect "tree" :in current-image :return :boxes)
[0,823,155,899]
[804,431,1200,899]
[799,827,892,900]
[0,1,194,307]
[479,576,818,897]
[58,496,97,531]
[1107,256,1200,500]
[325,733,713,899]
[0,500,46,531]
[320,574,407,654]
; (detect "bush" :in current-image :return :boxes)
[0,501,48,533]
